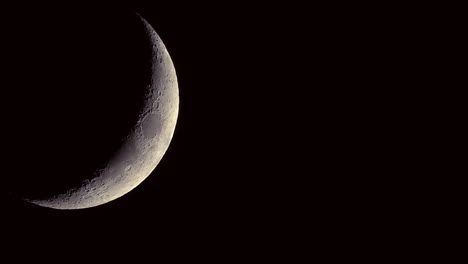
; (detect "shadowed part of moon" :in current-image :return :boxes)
[2,10,179,209]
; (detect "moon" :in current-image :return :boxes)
[8,13,179,209]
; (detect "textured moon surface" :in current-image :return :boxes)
[25,14,179,209]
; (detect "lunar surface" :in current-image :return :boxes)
[3,12,179,209]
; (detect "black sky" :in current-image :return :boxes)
[0,1,410,261]
[1,2,290,257]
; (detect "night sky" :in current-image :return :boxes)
[0,2,428,260]
[2,2,289,258]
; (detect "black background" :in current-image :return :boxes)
[1,2,296,259]
[0,1,422,261]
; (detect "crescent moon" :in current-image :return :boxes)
[26,14,179,209]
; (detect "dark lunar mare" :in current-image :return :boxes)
[1,8,154,200]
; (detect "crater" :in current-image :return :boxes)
[141,113,161,139]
